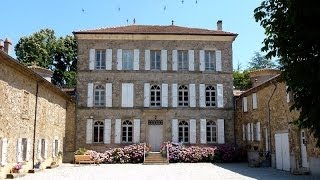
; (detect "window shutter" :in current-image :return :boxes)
[215,50,222,71]
[199,50,205,71]
[172,84,178,107]
[1,138,8,165]
[144,83,150,107]
[243,97,248,112]
[200,119,206,144]
[250,123,254,141]
[162,84,168,107]
[286,86,290,103]
[117,49,122,70]
[145,50,150,70]
[57,140,60,155]
[86,119,93,144]
[52,140,55,157]
[44,139,47,159]
[189,84,196,107]
[26,139,31,161]
[190,119,197,144]
[87,83,94,107]
[188,50,194,71]
[105,83,112,107]
[256,122,261,141]
[115,119,121,144]
[37,139,41,160]
[134,49,140,70]
[247,123,251,141]
[252,93,257,109]
[17,138,22,162]
[89,49,95,70]
[265,128,269,151]
[217,84,224,108]
[133,119,141,143]
[242,124,246,141]
[161,50,167,70]
[128,83,134,107]
[172,50,178,71]
[199,84,206,107]
[106,49,112,70]
[171,119,178,143]
[104,119,111,144]
[217,119,225,144]
[122,83,127,107]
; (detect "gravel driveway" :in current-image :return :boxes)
[18,163,317,180]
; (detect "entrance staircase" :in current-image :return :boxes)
[143,152,168,165]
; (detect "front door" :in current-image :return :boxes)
[148,120,163,152]
[275,133,290,171]
[300,130,309,168]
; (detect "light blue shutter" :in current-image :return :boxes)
[215,50,222,71]
[104,119,111,144]
[87,83,94,107]
[200,119,206,144]
[117,49,122,70]
[190,119,196,144]
[133,119,141,143]
[162,84,168,107]
[17,138,22,162]
[134,49,140,70]
[171,119,178,143]
[26,139,31,161]
[243,97,248,112]
[89,49,95,70]
[105,83,112,107]
[189,84,196,107]
[172,84,178,107]
[172,50,178,71]
[122,83,127,107]
[115,119,121,144]
[217,84,224,108]
[199,84,206,107]
[217,119,225,144]
[145,50,150,70]
[252,93,257,109]
[1,138,8,165]
[144,83,150,107]
[161,50,167,70]
[188,50,194,71]
[199,50,205,71]
[106,49,112,70]
[86,119,93,144]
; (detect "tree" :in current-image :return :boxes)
[233,70,252,90]
[15,29,77,88]
[254,0,320,146]
[248,52,276,70]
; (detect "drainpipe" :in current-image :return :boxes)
[32,82,39,167]
[267,81,277,167]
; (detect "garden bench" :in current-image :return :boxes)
[74,155,96,165]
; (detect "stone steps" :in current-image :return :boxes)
[143,152,168,165]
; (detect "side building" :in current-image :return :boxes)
[0,41,74,178]
[235,69,320,176]
[74,21,237,152]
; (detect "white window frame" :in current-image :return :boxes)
[178,85,189,107]
[40,139,45,159]
[178,121,189,143]
[122,120,133,143]
[94,85,105,106]
[54,140,59,157]
[205,50,215,71]
[93,121,104,143]
[205,85,216,107]
[150,85,161,107]
[206,121,217,143]
[122,50,134,70]
[150,50,161,70]
[95,50,106,69]
[178,50,189,70]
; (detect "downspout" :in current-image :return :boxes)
[267,81,277,166]
[32,82,39,167]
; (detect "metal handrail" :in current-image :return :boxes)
[166,142,169,163]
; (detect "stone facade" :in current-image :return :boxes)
[74,23,237,152]
[0,50,74,178]
[234,70,320,175]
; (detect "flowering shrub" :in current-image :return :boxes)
[12,163,22,173]
[88,143,148,164]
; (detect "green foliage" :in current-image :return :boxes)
[74,148,88,155]
[248,52,277,70]
[15,29,77,88]
[233,70,252,90]
[254,0,320,146]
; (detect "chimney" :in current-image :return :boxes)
[0,39,4,51]
[217,20,222,31]
[4,38,12,54]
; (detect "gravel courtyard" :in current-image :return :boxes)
[18,163,317,180]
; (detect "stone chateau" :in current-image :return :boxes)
[73,21,237,152]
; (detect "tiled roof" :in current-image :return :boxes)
[74,25,237,36]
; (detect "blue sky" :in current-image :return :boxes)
[1,0,265,69]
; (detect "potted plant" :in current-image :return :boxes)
[11,163,22,173]
[74,148,91,164]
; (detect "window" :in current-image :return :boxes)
[54,140,59,156]
[93,121,104,143]
[178,50,188,70]
[94,85,105,106]
[21,138,27,161]
[178,85,188,107]
[206,85,216,107]
[178,121,189,143]
[41,139,45,159]
[122,120,133,143]
[95,50,106,69]
[206,121,217,143]
[150,85,161,107]
[205,51,215,70]
[150,50,161,70]
[122,50,134,70]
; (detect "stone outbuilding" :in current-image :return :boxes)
[234,69,320,176]
[0,42,75,178]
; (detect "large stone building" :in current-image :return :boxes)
[0,40,74,178]
[234,69,320,176]
[73,21,237,152]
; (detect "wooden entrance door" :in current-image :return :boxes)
[148,120,163,152]
[275,133,290,171]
